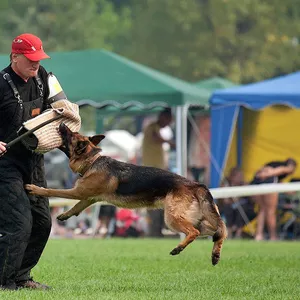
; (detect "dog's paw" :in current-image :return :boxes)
[170,246,184,256]
[25,184,42,195]
[212,252,220,266]
[57,213,70,221]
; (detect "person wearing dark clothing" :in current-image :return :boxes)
[0,33,52,290]
[251,158,297,241]
[220,167,255,239]
[222,196,255,237]
[94,205,117,238]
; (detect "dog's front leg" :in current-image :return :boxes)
[57,199,97,221]
[25,184,87,200]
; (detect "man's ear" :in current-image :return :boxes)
[89,134,105,146]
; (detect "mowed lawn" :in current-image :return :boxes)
[2,238,300,300]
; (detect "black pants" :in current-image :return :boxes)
[0,164,51,290]
[147,209,164,237]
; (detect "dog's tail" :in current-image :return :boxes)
[196,184,227,266]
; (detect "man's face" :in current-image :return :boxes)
[12,54,40,79]
[160,114,173,128]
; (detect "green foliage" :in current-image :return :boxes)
[1,0,300,83]
[125,0,300,83]
[1,239,299,299]
[0,0,132,53]
[1,0,300,129]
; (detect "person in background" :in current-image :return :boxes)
[220,167,255,239]
[141,108,175,237]
[251,158,297,241]
[115,208,142,238]
[93,205,117,238]
[0,33,52,290]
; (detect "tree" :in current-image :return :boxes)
[123,0,300,83]
[0,0,11,52]
[0,0,132,132]
[0,0,132,53]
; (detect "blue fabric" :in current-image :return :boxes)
[210,71,300,109]
[210,104,240,188]
[209,71,300,188]
[237,108,244,167]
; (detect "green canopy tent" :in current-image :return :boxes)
[194,76,238,91]
[0,49,210,176]
[189,77,238,117]
[46,50,209,105]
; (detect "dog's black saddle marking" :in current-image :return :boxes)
[95,157,193,199]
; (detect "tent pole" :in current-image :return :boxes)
[176,105,189,241]
[175,105,189,177]
[237,107,243,167]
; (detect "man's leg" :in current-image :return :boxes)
[16,196,51,286]
[0,175,32,290]
[264,193,279,241]
[147,209,164,237]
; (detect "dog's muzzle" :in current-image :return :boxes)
[58,123,71,157]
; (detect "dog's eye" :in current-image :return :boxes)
[75,141,88,155]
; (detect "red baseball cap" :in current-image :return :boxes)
[11,33,50,61]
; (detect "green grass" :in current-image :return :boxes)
[1,238,300,299]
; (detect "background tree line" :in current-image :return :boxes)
[1,0,300,84]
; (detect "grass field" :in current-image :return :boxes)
[1,238,300,299]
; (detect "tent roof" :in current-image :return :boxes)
[210,71,300,109]
[1,49,210,110]
[1,49,211,109]
[194,76,237,91]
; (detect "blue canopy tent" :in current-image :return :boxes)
[209,71,300,188]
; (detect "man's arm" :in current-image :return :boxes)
[257,165,293,179]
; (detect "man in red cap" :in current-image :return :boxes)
[0,33,52,290]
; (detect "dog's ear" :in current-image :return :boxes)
[89,135,105,146]
[75,141,89,155]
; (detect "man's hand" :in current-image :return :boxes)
[0,141,7,156]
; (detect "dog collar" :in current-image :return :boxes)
[78,151,102,177]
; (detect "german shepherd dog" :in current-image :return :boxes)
[25,123,227,265]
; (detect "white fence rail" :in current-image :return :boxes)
[49,182,300,207]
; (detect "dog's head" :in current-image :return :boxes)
[58,123,105,160]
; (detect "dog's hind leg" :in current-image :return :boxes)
[211,219,227,266]
[195,185,227,265]
[165,213,200,256]
[164,193,200,255]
